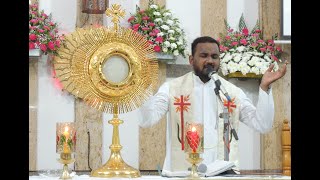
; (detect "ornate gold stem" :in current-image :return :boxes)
[57,153,75,180]
[91,105,141,178]
[187,153,203,178]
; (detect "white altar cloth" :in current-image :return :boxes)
[29,175,291,180]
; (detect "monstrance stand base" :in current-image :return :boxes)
[90,151,140,178]
[91,112,141,178]
[187,152,203,178]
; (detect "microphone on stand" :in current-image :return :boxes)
[207,67,231,101]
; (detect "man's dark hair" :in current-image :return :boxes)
[191,36,220,56]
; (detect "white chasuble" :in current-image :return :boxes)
[168,72,242,171]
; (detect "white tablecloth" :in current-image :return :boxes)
[29,174,291,180]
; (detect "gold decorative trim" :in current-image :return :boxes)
[225,72,263,79]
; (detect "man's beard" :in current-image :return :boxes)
[194,65,217,83]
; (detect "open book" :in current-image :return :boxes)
[161,160,237,177]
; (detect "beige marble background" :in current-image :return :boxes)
[29,59,38,171]
[74,0,104,171]
[259,0,291,170]
[201,0,227,39]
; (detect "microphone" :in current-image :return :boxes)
[207,67,231,101]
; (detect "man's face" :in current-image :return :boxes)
[189,42,220,82]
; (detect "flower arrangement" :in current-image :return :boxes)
[127,2,188,58]
[29,3,64,56]
[219,15,283,76]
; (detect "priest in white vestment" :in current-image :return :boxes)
[139,36,287,176]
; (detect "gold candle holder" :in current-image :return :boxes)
[185,122,204,178]
[56,122,76,179]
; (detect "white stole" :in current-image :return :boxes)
[168,72,241,171]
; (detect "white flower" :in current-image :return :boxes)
[250,67,260,75]
[233,53,242,62]
[227,62,239,73]
[154,18,163,23]
[168,29,175,34]
[161,25,170,30]
[150,5,158,9]
[173,50,179,56]
[166,20,174,26]
[164,41,171,47]
[239,62,250,75]
[175,28,182,33]
[169,36,176,41]
[221,63,229,75]
[157,32,164,37]
[163,12,171,17]
[153,12,161,16]
[236,46,246,52]
[170,43,177,49]
[162,47,168,52]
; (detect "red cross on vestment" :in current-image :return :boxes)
[223,97,236,113]
[174,95,191,150]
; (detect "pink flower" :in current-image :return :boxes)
[251,33,259,37]
[271,55,279,62]
[48,41,55,50]
[133,24,140,29]
[139,10,145,14]
[255,29,261,33]
[29,34,37,41]
[276,46,282,52]
[155,36,163,43]
[148,40,154,45]
[148,22,155,27]
[154,45,161,52]
[250,43,258,48]
[242,28,249,36]
[55,40,61,48]
[142,16,150,21]
[149,32,156,37]
[142,27,149,31]
[231,42,238,46]
[228,29,234,32]
[266,46,274,51]
[29,42,35,49]
[153,29,160,34]
[257,39,265,44]
[39,44,47,52]
[240,39,247,45]
[128,16,135,22]
[44,26,51,31]
[225,36,231,40]
[260,47,266,52]
[267,39,274,45]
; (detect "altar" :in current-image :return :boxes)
[29,175,291,180]
[29,171,291,180]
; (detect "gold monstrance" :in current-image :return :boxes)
[53,4,158,178]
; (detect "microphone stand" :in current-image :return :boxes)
[213,78,238,162]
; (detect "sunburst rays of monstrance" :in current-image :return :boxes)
[53,4,158,178]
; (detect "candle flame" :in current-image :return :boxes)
[64,126,69,132]
[191,126,196,132]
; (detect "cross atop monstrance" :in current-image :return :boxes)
[105,4,126,32]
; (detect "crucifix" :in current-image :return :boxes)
[105,4,126,32]
[174,95,191,150]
